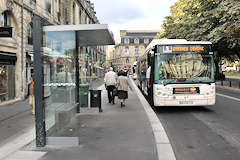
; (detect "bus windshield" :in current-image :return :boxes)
[154,45,214,85]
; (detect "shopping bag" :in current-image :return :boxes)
[113,88,118,97]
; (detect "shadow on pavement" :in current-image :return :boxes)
[153,106,214,114]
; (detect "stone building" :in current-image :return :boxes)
[108,30,160,72]
[0,0,106,104]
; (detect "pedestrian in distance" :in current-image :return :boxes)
[146,62,154,106]
[29,76,35,115]
[104,67,118,104]
[117,70,132,107]
[146,65,151,89]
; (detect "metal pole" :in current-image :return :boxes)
[33,16,46,147]
[21,0,24,93]
[75,32,80,113]
[98,90,102,112]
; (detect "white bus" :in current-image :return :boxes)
[137,39,216,106]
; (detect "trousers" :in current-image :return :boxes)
[106,85,116,104]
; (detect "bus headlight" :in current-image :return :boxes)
[155,86,171,97]
[205,86,215,95]
[157,91,162,96]
[156,91,168,97]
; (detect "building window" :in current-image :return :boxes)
[57,0,61,21]
[30,0,36,4]
[130,38,134,44]
[144,38,149,44]
[45,0,51,14]
[57,0,60,12]
[64,8,68,24]
[126,57,129,63]
[124,38,129,44]
[185,63,189,75]
[121,38,124,44]
[72,2,76,24]
[193,61,197,71]
[125,47,129,56]
[79,8,82,24]
[139,38,144,44]
[134,38,139,44]
[27,22,33,45]
[0,11,11,27]
[135,47,139,57]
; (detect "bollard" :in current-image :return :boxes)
[221,80,223,86]
[239,81,240,89]
[229,79,232,87]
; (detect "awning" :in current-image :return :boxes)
[0,52,17,65]
[43,24,115,46]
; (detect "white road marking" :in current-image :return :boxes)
[216,93,240,102]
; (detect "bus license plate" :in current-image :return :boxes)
[179,101,194,105]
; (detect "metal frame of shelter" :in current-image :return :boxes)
[33,16,115,147]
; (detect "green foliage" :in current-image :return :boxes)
[236,62,240,67]
[224,72,240,77]
[158,0,240,59]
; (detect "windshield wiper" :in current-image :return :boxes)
[191,78,213,85]
[163,78,189,86]
[163,79,177,86]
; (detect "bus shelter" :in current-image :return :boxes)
[33,17,115,147]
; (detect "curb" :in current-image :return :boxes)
[216,85,240,93]
[130,78,176,160]
[0,98,22,107]
[0,127,36,160]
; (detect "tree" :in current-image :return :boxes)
[158,0,240,59]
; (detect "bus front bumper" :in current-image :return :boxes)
[154,95,216,107]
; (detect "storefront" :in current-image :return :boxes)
[33,16,114,147]
[0,52,16,102]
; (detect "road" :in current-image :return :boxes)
[154,87,240,160]
[0,100,34,147]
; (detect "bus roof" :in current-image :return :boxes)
[146,39,212,52]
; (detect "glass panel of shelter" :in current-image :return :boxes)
[43,31,106,137]
[43,31,76,136]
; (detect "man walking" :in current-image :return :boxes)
[104,67,117,104]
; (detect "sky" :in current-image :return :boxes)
[91,0,178,40]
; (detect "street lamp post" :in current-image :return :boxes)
[33,16,46,147]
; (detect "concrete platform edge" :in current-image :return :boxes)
[216,84,240,92]
[0,98,22,107]
[0,127,36,160]
[130,78,176,160]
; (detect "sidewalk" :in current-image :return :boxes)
[2,80,176,160]
[216,76,240,91]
